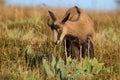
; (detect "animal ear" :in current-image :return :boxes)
[48,11,56,21]
[47,17,52,27]
[62,13,70,24]
[74,6,80,14]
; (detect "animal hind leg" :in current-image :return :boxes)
[88,39,90,58]
[89,40,94,58]
[79,45,82,61]
[78,39,83,61]
[82,43,86,58]
[87,38,94,58]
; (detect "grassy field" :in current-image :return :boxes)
[0,5,120,80]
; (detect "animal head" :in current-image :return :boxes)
[47,6,80,44]
[47,11,70,44]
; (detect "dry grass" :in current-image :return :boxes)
[0,5,120,80]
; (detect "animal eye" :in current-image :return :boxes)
[58,28,63,33]
[55,25,59,28]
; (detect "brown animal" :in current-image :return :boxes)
[64,6,80,21]
[47,6,94,60]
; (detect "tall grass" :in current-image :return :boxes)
[0,5,120,80]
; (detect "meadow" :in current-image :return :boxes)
[0,5,120,80]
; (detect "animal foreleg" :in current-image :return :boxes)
[64,39,68,60]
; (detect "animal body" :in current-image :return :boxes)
[47,6,94,61]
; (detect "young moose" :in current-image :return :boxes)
[47,6,94,61]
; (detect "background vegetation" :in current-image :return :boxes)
[0,5,120,80]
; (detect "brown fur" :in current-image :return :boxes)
[64,6,82,21]
[58,7,94,44]
[47,6,95,60]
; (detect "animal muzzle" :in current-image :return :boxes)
[54,39,58,44]
[57,40,62,44]
[53,30,63,44]
[54,39,61,44]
